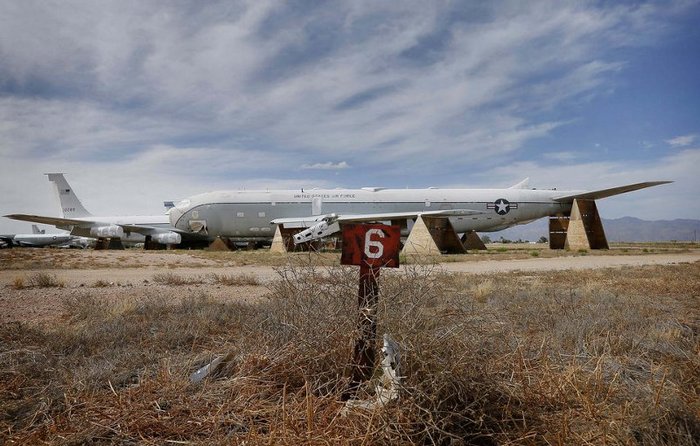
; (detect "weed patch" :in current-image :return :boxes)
[27,272,63,288]
[1,262,698,444]
[210,273,261,286]
[12,277,24,290]
[152,272,205,286]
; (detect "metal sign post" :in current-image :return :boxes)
[340,224,400,398]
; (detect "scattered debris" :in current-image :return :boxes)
[343,333,402,413]
[190,352,236,384]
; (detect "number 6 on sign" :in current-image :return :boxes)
[341,224,400,268]
[364,228,385,259]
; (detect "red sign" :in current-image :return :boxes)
[340,224,400,268]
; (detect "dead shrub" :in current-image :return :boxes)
[210,272,261,286]
[27,272,63,288]
[12,276,24,289]
[152,272,204,285]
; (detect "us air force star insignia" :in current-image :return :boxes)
[494,199,510,215]
[487,198,517,215]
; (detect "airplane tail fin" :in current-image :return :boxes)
[31,224,45,234]
[45,173,92,218]
[509,178,530,189]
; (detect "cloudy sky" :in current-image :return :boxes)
[1,0,699,233]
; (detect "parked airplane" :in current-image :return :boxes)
[5,174,188,246]
[167,179,671,244]
[0,224,89,248]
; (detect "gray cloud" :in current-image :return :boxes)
[301,161,349,170]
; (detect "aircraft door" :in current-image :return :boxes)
[312,197,323,215]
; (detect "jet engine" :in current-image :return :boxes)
[152,232,182,245]
[90,225,125,238]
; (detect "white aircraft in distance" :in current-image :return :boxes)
[167,179,671,244]
[5,174,188,246]
[0,224,89,248]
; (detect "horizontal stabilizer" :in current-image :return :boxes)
[553,181,672,202]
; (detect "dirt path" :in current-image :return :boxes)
[1,250,698,325]
[2,252,697,286]
[439,252,700,274]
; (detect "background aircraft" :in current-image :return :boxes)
[5,174,188,246]
[168,179,671,244]
[0,224,89,248]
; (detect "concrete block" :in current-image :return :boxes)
[461,230,487,250]
[565,199,609,250]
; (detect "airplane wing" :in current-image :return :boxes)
[118,224,192,236]
[5,214,90,227]
[120,224,211,245]
[270,208,484,228]
[553,181,672,202]
[5,214,194,242]
[272,208,484,244]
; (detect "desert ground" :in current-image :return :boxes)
[1,243,698,444]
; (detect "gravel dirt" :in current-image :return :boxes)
[1,247,698,325]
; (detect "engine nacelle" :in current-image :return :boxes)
[152,232,182,245]
[90,225,125,238]
[293,216,340,244]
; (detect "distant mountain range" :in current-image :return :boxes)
[488,217,700,243]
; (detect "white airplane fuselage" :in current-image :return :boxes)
[170,188,576,239]
[6,233,75,247]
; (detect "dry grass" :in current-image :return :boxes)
[1,261,698,444]
[152,272,206,286]
[472,278,494,303]
[152,272,263,286]
[11,276,24,290]
[92,279,112,288]
[2,243,695,272]
[186,249,341,266]
[0,249,216,270]
[210,272,261,286]
[26,272,63,288]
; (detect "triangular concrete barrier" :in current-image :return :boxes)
[208,237,234,251]
[565,199,609,250]
[549,215,569,250]
[94,238,125,250]
[461,230,487,250]
[401,215,466,255]
[402,215,441,255]
[269,225,287,253]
